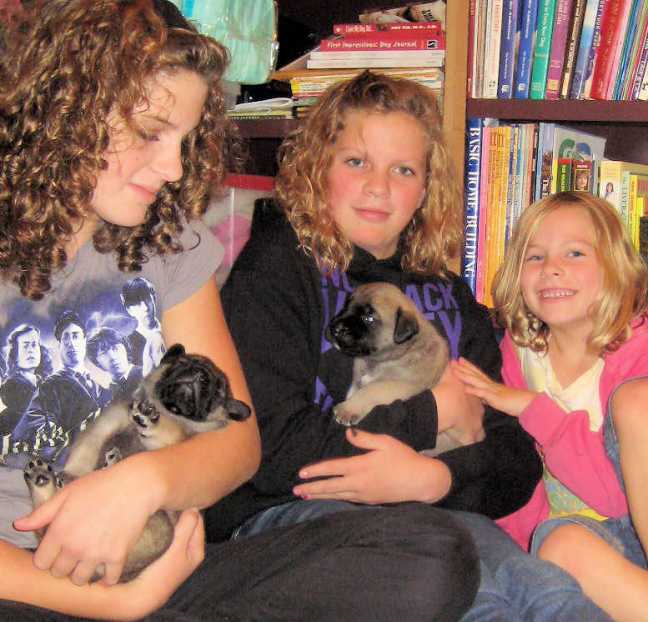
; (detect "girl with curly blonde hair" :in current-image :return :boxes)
[0,5,489,621]
[456,191,648,620]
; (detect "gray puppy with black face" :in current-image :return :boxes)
[327,282,464,457]
[23,343,250,582]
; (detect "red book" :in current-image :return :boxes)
[332,21,442,35]
[590,0,632,99]
[320,34,446,52]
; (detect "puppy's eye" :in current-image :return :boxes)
[362,313,376,324]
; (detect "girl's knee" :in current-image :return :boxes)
[537,524,591,574]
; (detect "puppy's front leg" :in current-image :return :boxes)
[334,381,422,427]
[131,403,187,451]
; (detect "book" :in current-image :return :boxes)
[570,0,603,98]
[606,0,635,99]
[556,157,574,190]
[572,159,594,190]
[530,0,558,98]
[514,0,540,98]
[631,20,648,98]
[468,0,479,95]
[550,125,607,193]
[462,118,484,294]
[544,0,575,99]
[560,0,587,98]
[305,56,444,69]
[628,173,648,246]
[535,122,556,198]
[615,0,648,99]
[590,0,632,99]
[581,0,607,97]
[483,0,505,98]
[497,0,521,98]
[474,0,490,96]
[332,21,443,35]
[598,160,648,221]
[318,36,445,52]
[309,49,445,61]
[639,215,648,263]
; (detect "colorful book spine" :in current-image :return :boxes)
[590,0,631,99]
[476,122,497,302]
[498,0,521,98]
[483,0,505,98]
[462,118,483,294]
[544,0,575,99]
[560,0,587,97]
[468,0,479,95]
[332,22,442,34]
[530,0,559,98]
[615,0,647,99]
[570,0,603,98]
[581,0,608,97]
[631,20,648,98]
[536,122,557,198]
[318,36,445,52]
[606,0,635,99]
[514,0,540,97]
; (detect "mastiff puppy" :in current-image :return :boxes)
[23,343,250,582]
[327,282,464,456]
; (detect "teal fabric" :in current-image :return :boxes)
[170,0,278,84]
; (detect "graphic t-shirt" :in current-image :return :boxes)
[0,221,222,546]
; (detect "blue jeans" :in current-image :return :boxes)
[236,501,611,622]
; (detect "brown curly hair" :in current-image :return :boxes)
[0,0,241,300]
[274,70,462,276]
[493,191,648,354]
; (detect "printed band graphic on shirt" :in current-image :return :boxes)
[316,271,463,412]
[0,277,165,469]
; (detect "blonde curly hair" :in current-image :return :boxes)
[0,0,240,300]
[275,70,462,276]
[493,191,648,354]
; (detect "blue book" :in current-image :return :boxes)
[581,0,606,98]
[570,0,603,98]
[498,0,521,98]
[462,118,483,295]
[514,0,540,97]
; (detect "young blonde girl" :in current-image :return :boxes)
[456,191,648,621]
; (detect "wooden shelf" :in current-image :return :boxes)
[467,99,648,122]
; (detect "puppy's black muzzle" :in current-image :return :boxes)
[326,317,373,356]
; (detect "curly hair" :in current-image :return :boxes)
[274,70,462,276]
[493,191,648,354]
[0,0,241,300]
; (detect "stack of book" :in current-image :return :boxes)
[469,0,648,100]
[462,119,648,303]
[271,6,446,117]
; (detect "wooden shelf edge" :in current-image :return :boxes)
[467,99,648,122]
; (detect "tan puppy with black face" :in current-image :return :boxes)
[327,282,465,456]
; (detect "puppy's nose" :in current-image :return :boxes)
[327,319,353,347]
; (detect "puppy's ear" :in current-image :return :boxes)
[226,398,252,421]
[161,343,185,364]
[393,307,419,344]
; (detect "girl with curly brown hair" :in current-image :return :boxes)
[0,3,484,621]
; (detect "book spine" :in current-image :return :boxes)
[590,0,628,99]
[514,0,541,98]
[484,0,505,98]
[582,0,607,97]
[332,22,442,34]
[557,158,574,190]
[631,21,648,98]
[462,118,483,294]
[616,0,646,99]
[544,0,575,99]
[319,36,445,52]
[468,0,479,95]
[305,57,444,69]
[530,0,558,98]
[498,0,520,98]
[476,124,494,302]
[539,122,556,197]
[624,2,648,99]
[560,0,587,97]
[609,0,637,99]
[570,0,602,98]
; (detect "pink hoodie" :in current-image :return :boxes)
[496,320,648,550]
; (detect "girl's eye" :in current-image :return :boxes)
[525,254,542,262]
[137,129,160,142]
[345,157,364,168]
[568,250,584,258]
[395,165,415,176]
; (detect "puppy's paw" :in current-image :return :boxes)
[23,458,61,505]
[130,401,160,438]
[333,402,366,427]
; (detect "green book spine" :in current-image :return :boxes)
[529,0,558,99]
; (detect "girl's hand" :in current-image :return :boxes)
[14,456,162,586]
[293,429,452,505]
[113,509,204,622]
[452,357,537,417]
